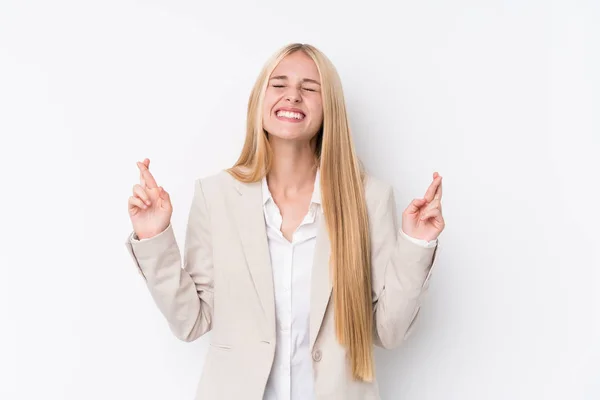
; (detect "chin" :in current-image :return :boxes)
[268,130,309,141]
[265,123,311,140]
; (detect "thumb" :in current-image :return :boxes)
[159,187,170,201]
[405,198,427,215]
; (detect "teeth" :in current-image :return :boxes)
[276,110,304,120]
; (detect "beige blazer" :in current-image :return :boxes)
[125,170,439,400]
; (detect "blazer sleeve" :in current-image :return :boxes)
[124,178,214,342]
[370,184,439,349]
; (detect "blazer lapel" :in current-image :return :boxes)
[231,176,333,350]
[232,179,276,340]
[309,214,333,351]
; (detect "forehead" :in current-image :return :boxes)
[271,51,320,80]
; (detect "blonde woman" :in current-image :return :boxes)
[126,43,445,400]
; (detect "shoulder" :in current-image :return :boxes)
[189,169,240,202]
[363,173,394,208]
[196,169,237,188]
[362,173,400,227]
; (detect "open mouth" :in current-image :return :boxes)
[275,108,306,122]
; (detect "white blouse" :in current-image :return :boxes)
[261,169,437,400]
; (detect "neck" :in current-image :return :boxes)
[267,135,318,195]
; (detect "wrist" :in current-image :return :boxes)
[135,222,170,240]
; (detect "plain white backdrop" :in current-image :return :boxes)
[1,0,598,399]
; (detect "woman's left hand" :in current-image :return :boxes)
[401,172,445,242]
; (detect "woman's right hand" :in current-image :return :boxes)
[128,158,173,240]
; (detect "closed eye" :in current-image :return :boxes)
[271,84,317,92]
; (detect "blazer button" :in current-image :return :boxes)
[312,349,322,362]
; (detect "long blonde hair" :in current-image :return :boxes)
[227,43,374,381]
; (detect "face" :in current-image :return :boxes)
[262,51,324,141]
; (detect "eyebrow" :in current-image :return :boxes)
[269,75,321,85]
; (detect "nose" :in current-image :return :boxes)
[285,87,301,103]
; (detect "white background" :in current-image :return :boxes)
[1,0,598,399]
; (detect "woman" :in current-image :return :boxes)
[125,43,444,400]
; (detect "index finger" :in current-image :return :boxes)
[137,162,158,189]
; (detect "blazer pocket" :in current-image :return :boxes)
[209,343,233,351]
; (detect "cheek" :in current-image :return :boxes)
[262,92,276,116]
[311,101,324,124]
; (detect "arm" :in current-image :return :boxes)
[370,185,439,349]
[124,179,214,342]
